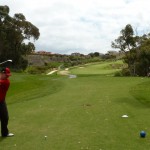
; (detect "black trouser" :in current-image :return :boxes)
[0,101,9,137]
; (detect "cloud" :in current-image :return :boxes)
[1,0,150,54]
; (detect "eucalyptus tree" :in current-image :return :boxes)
[0,5,40,69]
[111,24,136,52]
[111,24,137,75]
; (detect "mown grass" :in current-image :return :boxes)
[0,61,150,150]
[70,60,124,75]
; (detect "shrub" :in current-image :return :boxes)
[26,66,48,74]
[121,68,131,76]
[114,71,123,77]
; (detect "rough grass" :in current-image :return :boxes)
[7,73,64,104]
[130,80,150,106]
[0,61,150,150]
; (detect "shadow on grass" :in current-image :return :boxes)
[115,97,150,109]
[0,136,6,142]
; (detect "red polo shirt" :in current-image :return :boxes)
[0,79,10,102]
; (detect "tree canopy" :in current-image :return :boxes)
[0,5,40,69]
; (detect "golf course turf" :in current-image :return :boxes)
[0,61,150,150]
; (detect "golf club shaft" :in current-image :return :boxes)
[0,60,12,65]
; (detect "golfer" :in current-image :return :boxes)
[0,67,14,137]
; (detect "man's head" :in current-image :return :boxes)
[0,67,11,79]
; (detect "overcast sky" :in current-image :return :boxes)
[1,0,150,54]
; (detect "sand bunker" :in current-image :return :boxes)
[47,70,58,75]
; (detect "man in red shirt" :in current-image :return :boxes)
[0,67,14,137]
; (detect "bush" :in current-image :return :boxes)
[25,66,48,74]
[47,62,62,68]
[121,68,131,76]
[114,68,131,77]
[114,71,123,77]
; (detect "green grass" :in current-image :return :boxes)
[70,60,124,75]
[0,61,150,150]
[130,79,150,106]
[7,73,64,104]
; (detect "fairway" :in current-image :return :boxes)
[70,60,123,75]
[0,62,150,150]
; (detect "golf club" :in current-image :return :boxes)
[0,60,12,65]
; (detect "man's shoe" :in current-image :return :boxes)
[7,133,14,137]
[1,133,14,137]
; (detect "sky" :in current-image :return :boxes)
[1,0,150,54]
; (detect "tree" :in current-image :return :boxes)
[135,36,150,76]
[111,24,136,52]
[112,24,150,76]
[0,5,40,69]
[111,24,138,75]
[88,52,100,57]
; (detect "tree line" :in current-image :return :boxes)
[1,6,150,76]
[0,5,112,71]
[112,24,150,76]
